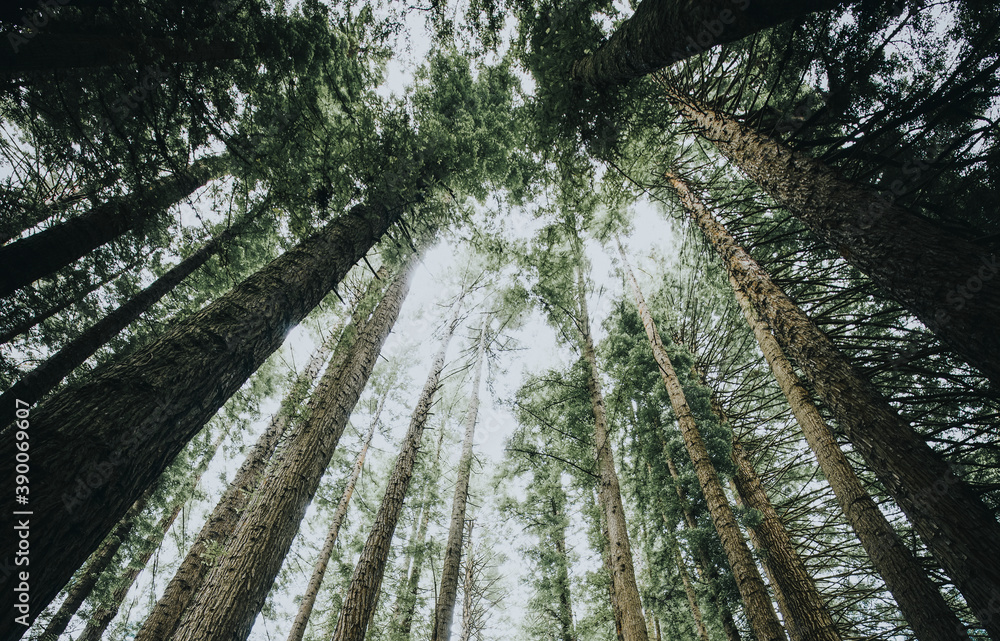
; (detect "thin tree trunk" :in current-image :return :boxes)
[729,271,968,641]
[571,0,843,86]
[575,257,650,641]
[661,85,1000,387]
[458,520,476,641]
[618,243,786,641]
[330,296,464,641]
[0,191,415,634]
[666,171,1000,639]
[0,222,246,425]
[285,405,382,641]
[0,154,229,298]
[729,444,841,641]
[431,318,488,641]
[552,492,577,641]
[35,492,151,641]
[132,326,340,641]
[673,530,711,641]
[171,260,417,641]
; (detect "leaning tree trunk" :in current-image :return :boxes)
[661,85,1000,388]
[666,171,1000,639]
[285,402,382,641]
[673,533,711,641]
[330,295,464,641]
[571,0,843,87]
[132,323,342,641]
[729,442,841,641]
[575,258,650,641]
[727,267,969,641]
[618,244,786,641]
[0,221,247,426]
[35,491,151,641]
[0,154,229,298]
[0,190,415,635]
[431,318,488,641]
[171,260,417,641]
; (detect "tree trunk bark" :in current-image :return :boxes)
[0,192,413,636]
[571,0,843,87]
[672,530,711,641]
[575,258,650,641]
[330,295,464,641]
[666,172,999,639]
[458,520,476,641]
[431,318,488,641]
[170,260,416,641]
[0,154,229,298]
[618,243,786,641]
[661,85,1000,387]
[285,404,382,641]
[35,492,151,641]
[132,328,338,641]
[729,444,841,641]
[0,222,245,426]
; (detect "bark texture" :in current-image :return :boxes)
[0,193,411,636]
[728,272,970,641]
[431,318,488,641]
[331,298,463,641]
[285,407,381,641]
[171,261,415,641]
[571,0,842,87]
[662,85,1000,387]
[132,330,338,641]
[667,172,999,639]
[0,223,243,426]
[576,261,650,641]
[0,154,229,298]
[619,244,786,641]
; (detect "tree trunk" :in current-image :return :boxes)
[618,243,786,641]
[575,258,650,641]
[0,190,414,635]
[729,444,841,641]
[571,0,843,87]
[552,491,577,641]
[285,405,382,641]
[35,492,151,641]
[171,260,417,641]
[661,85,1000,387]
[0,34,241,74]
[132,327,339,641]
[0,154,229,298]
[666,172,1000,639]
[0,222,246,426]
[431,318,488,641]
[458,520,476,641]
[330,296,464,641]
[673,531,711,641]
[728,271,968,641]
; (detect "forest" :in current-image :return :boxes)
[0,0,998,639]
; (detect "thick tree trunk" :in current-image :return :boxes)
[729,277,968,641]
[0,154,229,298]
[35,492,151,641]
[571,0,843,87]
[666,173,1000,639]
[431,318,488,641]
[575,260,650,641]
[330,297,464,641]
[0,192,412,636]
[132,328,338,641]
[0,34,241,74]
[458,520,476,641]
[729,444,841,641]
[662,86,1000,387]
[618,244,786,641]
[285,406,381,641]
[0,222,245,426]
[171,261,416,641]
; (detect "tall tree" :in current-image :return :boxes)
[618,243,787,641]
[330,291,465,641]
[664,172,1000,639]
[432,317,489,641]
